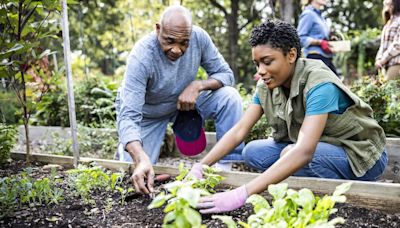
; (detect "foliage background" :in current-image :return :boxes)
[1,0,398,159]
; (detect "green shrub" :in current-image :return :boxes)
[0,124,17,163]
[42,125,118,159]
[33,74,118,128]
[0,90,20,124]
[351,77,400,136]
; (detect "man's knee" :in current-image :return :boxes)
[216,86,242,106]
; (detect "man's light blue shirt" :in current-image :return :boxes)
[297,5,333,58]
[117,26,234,148]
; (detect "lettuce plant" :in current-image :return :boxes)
[148,163,224,228]
[214,182,352,228]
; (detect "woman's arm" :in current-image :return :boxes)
[246,113,328,195]
[200,104,263,166]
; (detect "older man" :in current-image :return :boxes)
[116,5,244,194]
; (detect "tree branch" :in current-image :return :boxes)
[239,2,269,31]
[208,0,228,17]
[20,4,38,35]
[33,11,51,39]
[2,2,15,35]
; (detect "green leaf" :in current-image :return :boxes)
[178,186,200,208]
[212,215,237,228]
[184,207,202,227]
[333,182,352,196]
[268,183,288,200]
[295,188,315,211]
[67,0,79,4]
[175,215,190,228]
[38,49,57,59]
[0,43,24,58]
[163,211,177,224]
[246,194,270,213]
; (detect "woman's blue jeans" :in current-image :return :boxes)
[242,138,388,181]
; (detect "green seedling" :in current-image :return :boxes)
[148,163,224,228]
[0,169,64,218]
[116,186,134,205]
[104,197,114,214]
[67,164,125,206]
[214,182,352,228]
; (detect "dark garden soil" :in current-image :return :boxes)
[1,160,399,228]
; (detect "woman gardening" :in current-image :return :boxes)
[190,19,388,214]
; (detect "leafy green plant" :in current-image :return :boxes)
[351,77,400,136]
[116,186,134,205]
[42,125,118,159]
[0,0,61,163]
[0,123,17,163]
[148,163,225,228]
[0,168,64,218]
[214,182,352,228]
[66,164,125,205]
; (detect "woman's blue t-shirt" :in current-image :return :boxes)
[252,82,354,115]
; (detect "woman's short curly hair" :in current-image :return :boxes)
[249,19,301,59]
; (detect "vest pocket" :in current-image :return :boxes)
[323,113,363,139]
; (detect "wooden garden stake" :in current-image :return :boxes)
[61,0,79,167]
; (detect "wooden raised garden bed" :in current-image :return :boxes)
[1,152,399,227]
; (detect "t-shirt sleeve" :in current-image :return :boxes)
[252,92,261,105]
[305,82,341,116]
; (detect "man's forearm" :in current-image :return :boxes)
[195,78,222,91]
[126,141,149,163]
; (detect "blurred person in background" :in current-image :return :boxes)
[297,0,338,76]
[375,0,400,80]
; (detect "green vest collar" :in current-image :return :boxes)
[288,59,307,99]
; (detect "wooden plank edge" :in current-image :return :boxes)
[11,152,400,213]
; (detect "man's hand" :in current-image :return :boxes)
[188,162,204,179]
[196,185,248,214]
[126,141,155,195]
[177,81,202,111]
[131,157,155,194]
[320,40,332,54]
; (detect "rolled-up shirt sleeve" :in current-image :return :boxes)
[117,54,149,149]
[198,28,234,86]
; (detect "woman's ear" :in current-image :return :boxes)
[288,47,297,64]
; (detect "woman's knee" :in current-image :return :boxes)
[242,140,259,164]
[242,139,281,170]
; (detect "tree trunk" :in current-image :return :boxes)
[279,0,294,24]
[227,0,240,81]
[21,71,31,164]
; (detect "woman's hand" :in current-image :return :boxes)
[196,185,248,214]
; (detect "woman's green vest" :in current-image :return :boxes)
[256,58,386,177]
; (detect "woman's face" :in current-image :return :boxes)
[251,45,297,89]
[313,0,327,6]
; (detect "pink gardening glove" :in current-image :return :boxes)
[188,162,204,179]
[320,40,332,54]
[196,185,248,214]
